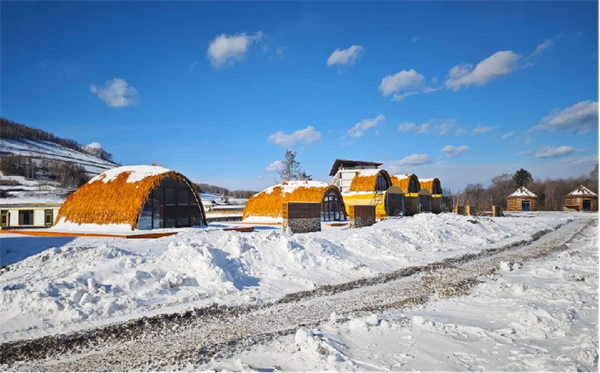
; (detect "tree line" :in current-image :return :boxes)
[194,183,258,200]
[454,166,599,211]
[0,155,89,188]
[0,118,114,162]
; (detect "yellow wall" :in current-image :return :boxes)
[342,193,387,219]
[432,194,442,214]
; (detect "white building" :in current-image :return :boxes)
[1,202,63,229]
[329,159,383,193]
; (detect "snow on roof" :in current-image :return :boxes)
[568,185,598,196]
[393,174,409,181]
[509,186,537,198]
[354,169,381,177]
[89,165,172,184]
[419,178,434,183]
[264,180,329,196]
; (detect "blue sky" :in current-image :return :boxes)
[2,1,598,191]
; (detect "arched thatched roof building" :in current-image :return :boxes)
[420,178,443,213]
[391,174,421,216]
[565,185,598,212]
[56,166,207,231]
[507,186,537,212]
[242,181,346,223]
[342,170,398,219]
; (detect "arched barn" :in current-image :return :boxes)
[391,174,421,216]
[507,187,538,212]
[565,185,598,212]
[242,181,346,224]
[341,169,399,219]
[420,178,443,213]
[55,166,207,231]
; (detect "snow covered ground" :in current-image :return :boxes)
[0,212,585,344]
[202,218,599,372]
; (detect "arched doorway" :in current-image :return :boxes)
[322,188,346,221]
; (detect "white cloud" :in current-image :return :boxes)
[528,39,553,59]
[501,131,515,140]
[411,36,419,43]
[268,126,322,147]
[517,150,534,156]
[561,155,598,165]
[89,78,140,108]
[455,128,468,136]
[388,154,433,169]
[327,45,364,66]
[398,119,455,135]
[472,125,493,134]
[188,60,199,74]
[535,146,578,159]
[441,145,470,158]
[207,31,263,68]
[530,100,598,134]
[348,114,385,138]
[265,160,285,172]
[445,50,521,90]
[379,69,425,97]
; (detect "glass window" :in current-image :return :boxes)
[375,173,390,192]
[19,210,34,225]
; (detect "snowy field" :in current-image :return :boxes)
[204,218,598,372]
[0,212,587,344]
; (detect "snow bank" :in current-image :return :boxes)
[0,212,574,342]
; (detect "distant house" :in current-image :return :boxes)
[329,159,383,193]
[391,174,421,216]
[565,185,598,212]
[0,201,63,229]
[507,187,538,212]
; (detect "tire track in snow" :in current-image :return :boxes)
[1,218,593,370]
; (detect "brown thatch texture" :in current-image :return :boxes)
[348,170,392,192]
[242,182,344,219]
[391,174,420,194]
[56,169,203,230]
[419,178,440,195]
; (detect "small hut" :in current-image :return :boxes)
[242,181,346,223]
[507,186,538,212]
[391,174,421,216]
[420,178,442,213]
[565,185,598,212]
[341,169,395,219]
[56,165,207,231]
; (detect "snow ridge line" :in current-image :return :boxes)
[0,220,574,366]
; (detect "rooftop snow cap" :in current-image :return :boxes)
[567,185,598,197]
[56,165,205,230]
[242,180,344,221]
[348,169,392,192]
[419,178,442,195]
[508,186,537,198]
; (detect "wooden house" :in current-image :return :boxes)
[507,187,538,212]
[564,185,598,212]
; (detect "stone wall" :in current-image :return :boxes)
[283,217,321,233]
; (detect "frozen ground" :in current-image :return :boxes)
[204,217,598,372]
[0,213,595,371]
[0,212,584,344]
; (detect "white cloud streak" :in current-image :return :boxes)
[441,145,470,158]
[531,100,598,134]
[348,114,385,138]
[267,126,322,147]
[327,45,364,66]
[445,51,521,91]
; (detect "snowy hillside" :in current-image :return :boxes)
[0,139,119,176]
